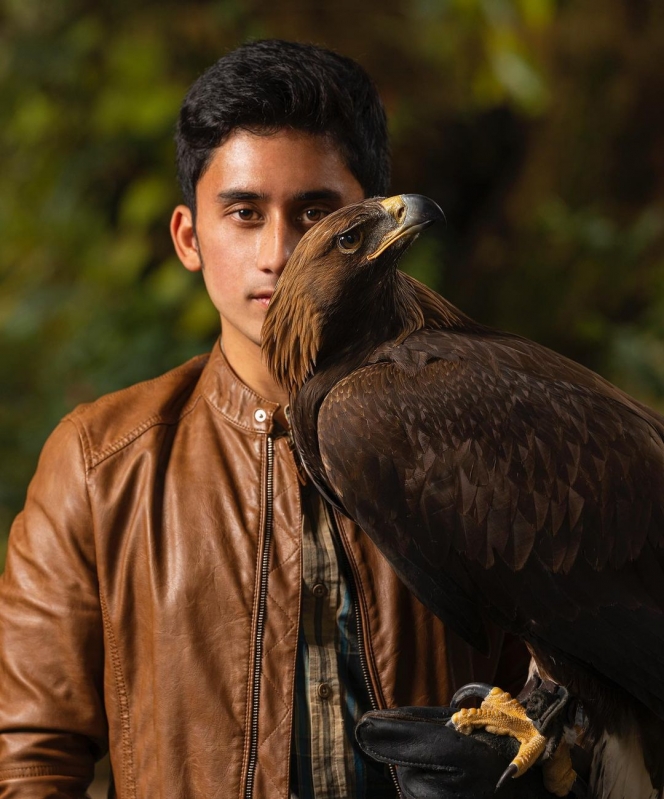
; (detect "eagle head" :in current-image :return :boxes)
[262,194,444,396]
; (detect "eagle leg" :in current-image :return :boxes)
[450,685,577,796]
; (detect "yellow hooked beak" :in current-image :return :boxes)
[367,194,444,261]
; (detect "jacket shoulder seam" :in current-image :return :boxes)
[67,395,202,470]
[61,416,93,470]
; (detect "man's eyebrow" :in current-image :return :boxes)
[216,189,344,203]
[216,190,267,202]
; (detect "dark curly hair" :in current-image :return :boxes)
[175,39,390,213]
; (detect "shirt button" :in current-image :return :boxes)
[254,409,267,423]
[317,682,332,700]
[312,583,327,598]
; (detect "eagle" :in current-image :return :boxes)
[261,194,664,798]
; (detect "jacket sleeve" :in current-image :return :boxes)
[0,419,107,798]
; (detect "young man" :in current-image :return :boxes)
[0,40,528,798]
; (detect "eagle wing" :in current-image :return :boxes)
[315,328,664,717]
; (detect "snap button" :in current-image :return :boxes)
[254,409,267,423]
[317,682,332,699]
[312,583,327,598]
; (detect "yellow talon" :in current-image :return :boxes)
[452,687,548,776]
[451,686,575,795]
[543,740,576,797]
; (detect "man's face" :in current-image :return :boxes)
[171,129,365,364]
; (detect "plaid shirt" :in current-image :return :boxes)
[290,484,396,799]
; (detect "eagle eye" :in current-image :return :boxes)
[337,229,364,253]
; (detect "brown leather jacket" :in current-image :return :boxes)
[0,342,527,799]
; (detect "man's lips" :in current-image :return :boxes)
[250,291,273,309]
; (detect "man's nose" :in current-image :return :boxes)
[258,216,300,276]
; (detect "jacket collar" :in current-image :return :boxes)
[198,339,282,435]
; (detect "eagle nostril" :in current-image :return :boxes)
[397,205,406,222]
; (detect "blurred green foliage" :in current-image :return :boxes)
[1,0,663,560]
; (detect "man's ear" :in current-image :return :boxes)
[170,205,202,272]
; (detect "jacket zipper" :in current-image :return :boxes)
[331,509,402,797]
[333,517,377,712]
[244,435,274,799]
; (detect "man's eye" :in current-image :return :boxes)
[304,208,327,223]
[235,208,257,220]
[337,230,364,252]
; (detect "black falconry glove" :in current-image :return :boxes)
[356,705,573,799]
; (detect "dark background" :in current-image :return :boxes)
[2,0,664,565]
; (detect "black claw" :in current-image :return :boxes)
[495,763,518,792]
[450,682,495,710]
[534,685,570,735]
